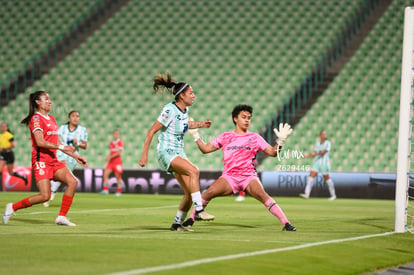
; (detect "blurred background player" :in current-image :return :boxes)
[3,91,87,226]
[44,110,88,207]
[183,104,296,231]
[139,72,215,231]
[0,121,27,185]
[100,129,124,196]
[299,130,336,200]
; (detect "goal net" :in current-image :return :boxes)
[396,7,414,233]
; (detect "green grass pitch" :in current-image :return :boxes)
[0,192,413,275]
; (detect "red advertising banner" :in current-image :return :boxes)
[2,166,32,191]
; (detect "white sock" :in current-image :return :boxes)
[173,210,187,224]
[326,179,336,197]
[50,180,61,193]
[304,177,314,196]
[191,191,203,212]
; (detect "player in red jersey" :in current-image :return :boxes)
[100,129,124,196]
[2,91,87,226]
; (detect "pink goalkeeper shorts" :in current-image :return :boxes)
[220,174,260,195]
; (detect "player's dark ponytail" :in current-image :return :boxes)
[153,72,189,101]
[21,91,46,126]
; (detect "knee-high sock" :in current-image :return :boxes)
[12,198,31,211]
[191,191,204,212]
[59,195,73,216]
[264,198,289,225]
[102,183,109,191]
[173,210,188,224]
[117,180,123,193]
[304,176,315,196]
[326,179,336,197]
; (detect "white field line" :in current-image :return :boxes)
[107,231,396,275]
[23,205,178,215]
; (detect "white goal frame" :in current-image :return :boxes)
[395,7,414,233]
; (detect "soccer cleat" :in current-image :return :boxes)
[43,201,50,207]
[50,192,56,201]
[99,190,109,195]
[182,217,195,227]
[328,195,337,201]
[283,222,296,231]
[55,216,76,226]
[170,223,194,232]
[299,193,309,199]
[2,203,15,224]
[115,192,122,197]
[194,210,215,221]
[235,195,245,202]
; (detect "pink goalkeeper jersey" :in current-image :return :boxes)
[211,131,270,177]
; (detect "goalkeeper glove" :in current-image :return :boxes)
[273,123,293,146]
[188,118,200,142]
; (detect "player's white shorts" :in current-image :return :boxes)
[65,161,77,172]
[157,148,187,173]
[311,160,330,174]
[57,151,77,171]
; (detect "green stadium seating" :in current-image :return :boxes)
[259,0,414,172]
[0,0,100,80]
[2,0,407,173]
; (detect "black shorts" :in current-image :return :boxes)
[0,150,15,164]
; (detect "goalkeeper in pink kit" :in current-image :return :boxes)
[183,104,296,231]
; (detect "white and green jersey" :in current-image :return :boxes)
[311,139,331,173]
[56,124,88,170]
[157,102,189,152]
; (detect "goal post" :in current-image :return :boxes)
[395,7,414,233]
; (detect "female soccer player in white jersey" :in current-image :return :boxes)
[139,72,215,231]
[3,91,87,226]
[44,110,88,207]
[299,130,336,200]
[183,104,296,231]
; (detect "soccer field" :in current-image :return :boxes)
[1,192,413,275]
